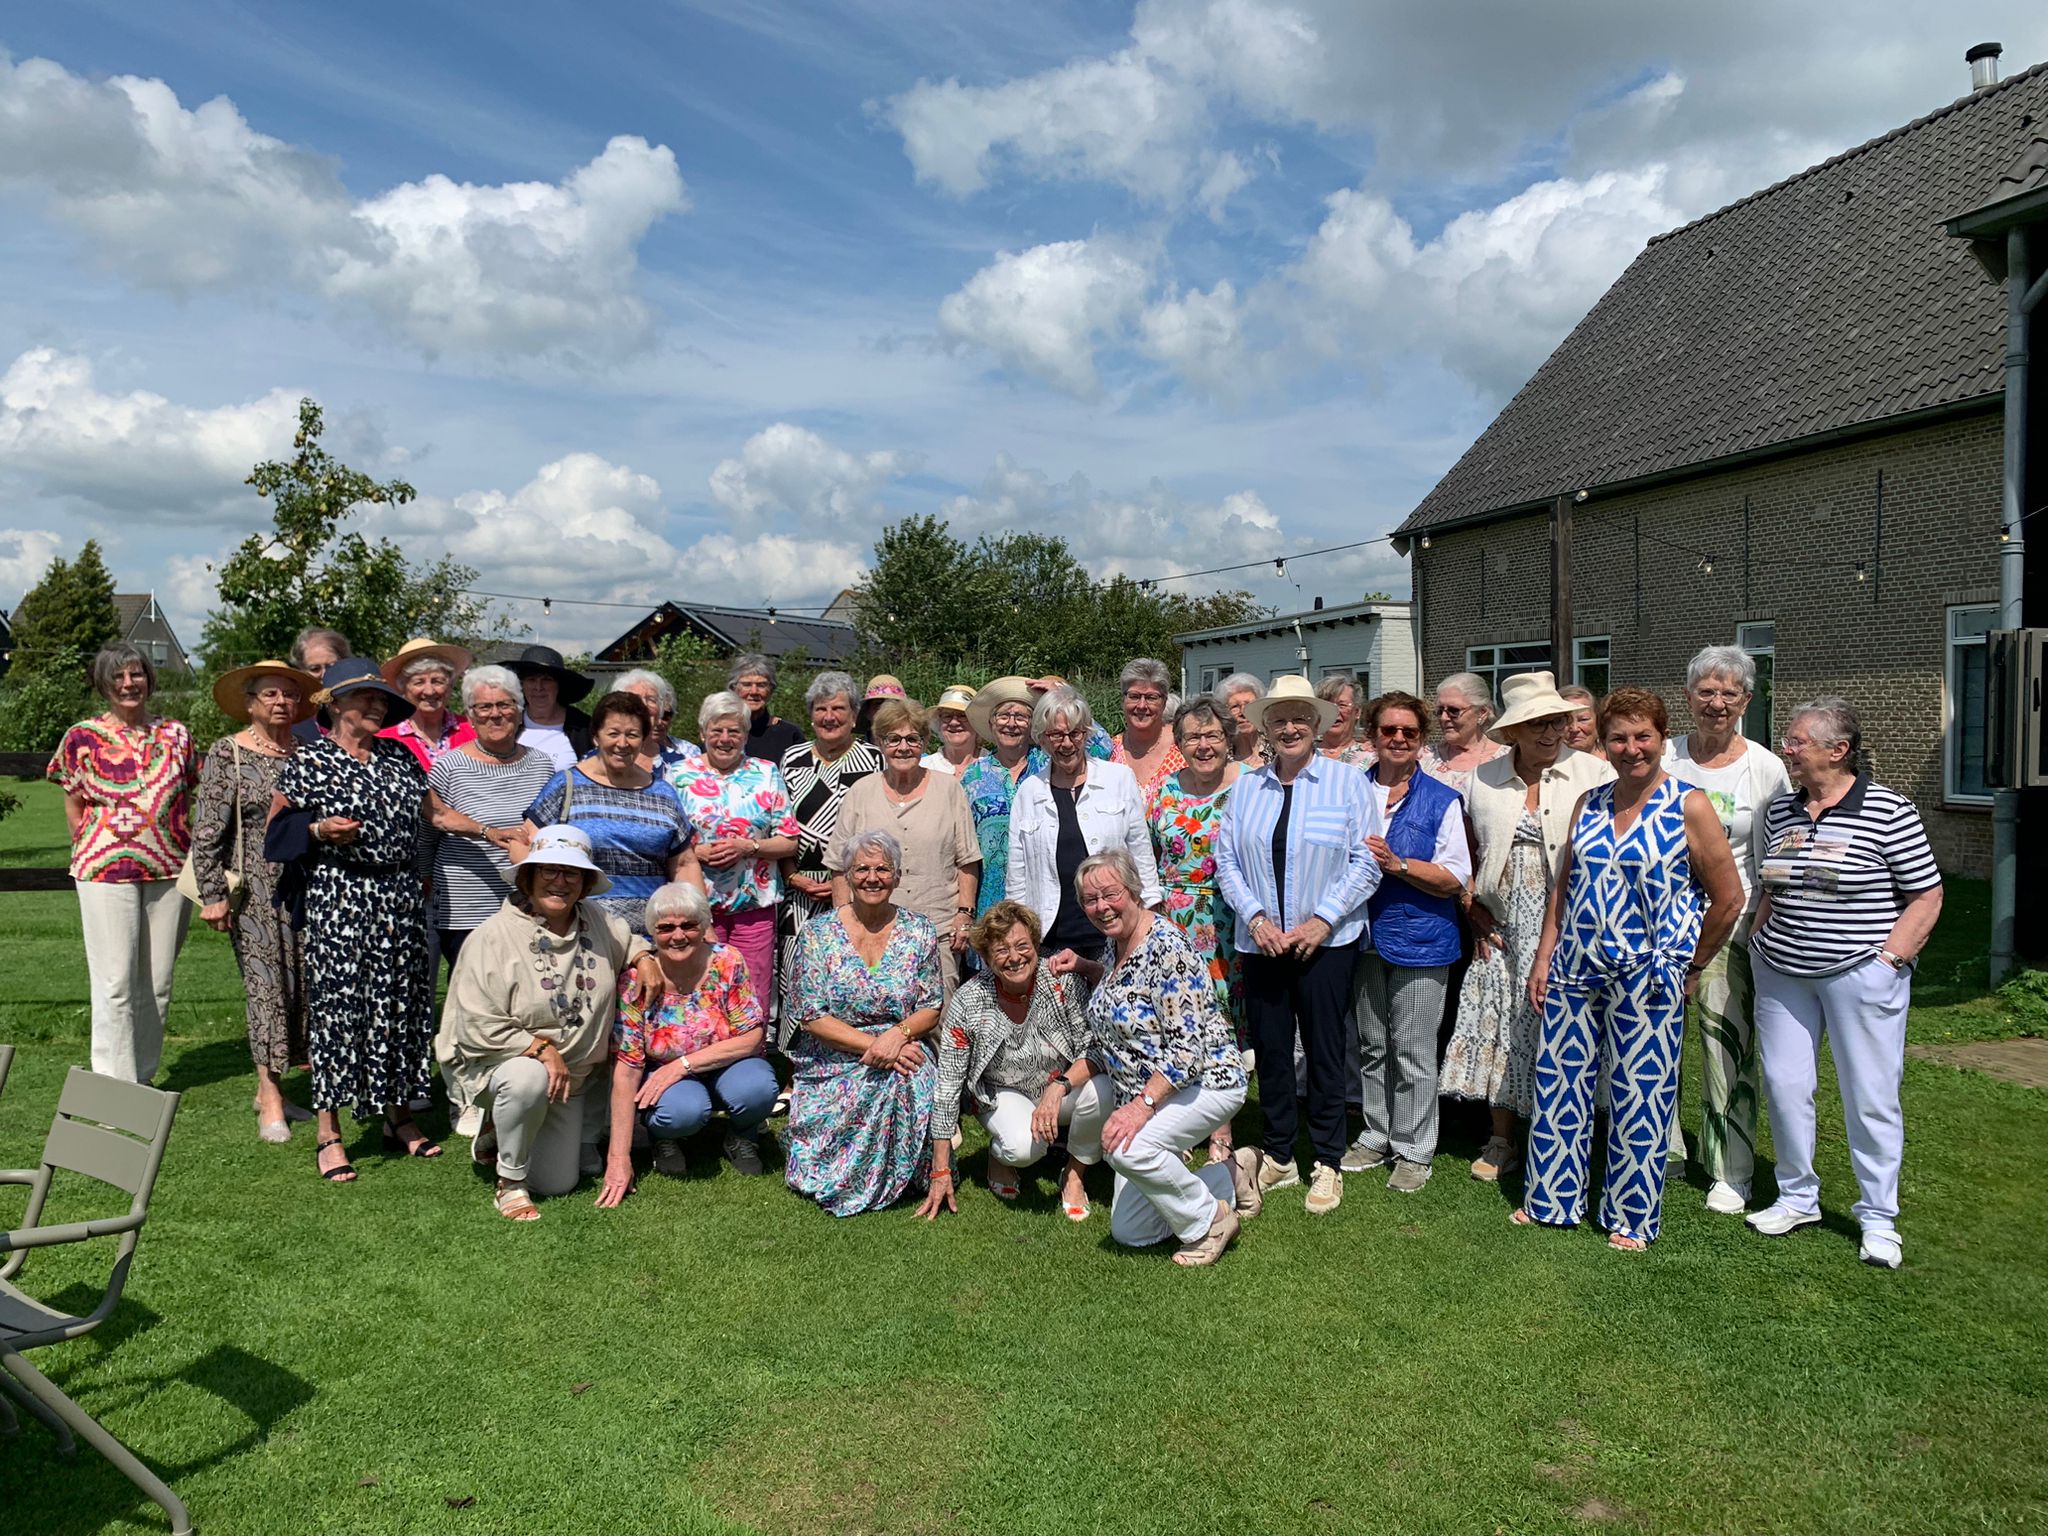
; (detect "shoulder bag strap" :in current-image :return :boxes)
[232,737,246,879]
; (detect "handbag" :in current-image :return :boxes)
[175,738,248,915]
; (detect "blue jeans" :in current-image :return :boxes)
[642,1056,778,1139]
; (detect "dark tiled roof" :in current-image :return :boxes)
[112,594,151,633]
[596,601,857,664]
[1398,62,2048,536]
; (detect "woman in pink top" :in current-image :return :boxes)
[48,644,199,1083]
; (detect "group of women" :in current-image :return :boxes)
[50,634,1940,1268]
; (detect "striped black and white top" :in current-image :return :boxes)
[1749,775,1941,977]
[426,746,557,931]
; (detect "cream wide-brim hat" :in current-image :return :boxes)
[381,637,475,688]
[965,676,1036,744]
[1485,670,1577,743]
[1249,675,1338,736]
[213,660,322,724]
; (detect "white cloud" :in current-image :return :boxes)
[1194,150,1253,222]
[707,422,917,523]
[0,528,66,603]
[1137,279,1245,391]
[0,51,687,360]
[0,348,300,515]
[938,239,1152,396]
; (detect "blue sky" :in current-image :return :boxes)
[3,1,2044,652]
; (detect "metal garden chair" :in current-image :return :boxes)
[0,1041,14,1098]
[0,1067,188,1534]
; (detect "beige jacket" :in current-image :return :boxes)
[1467,746,1616,919]
[434,898,645,1104]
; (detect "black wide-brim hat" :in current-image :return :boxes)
[507,645,595,705]
[316,658,417,730]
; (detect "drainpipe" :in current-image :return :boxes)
[1992,226,2035,985]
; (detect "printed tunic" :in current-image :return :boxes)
[667,756,801,913]
[930,968,1090,1141]
[48,716,198,882]
[1085,916,1247,1106]
[612,943,763,1066]
[775,739,882,1021]
[1146,770,1242,1034]
[960,752,1030,919]
[525,766,694,932]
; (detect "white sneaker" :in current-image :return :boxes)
[1254,1151,1301,1192]
[1704,1180,1750,1215]
[1859,1230,1903,1269]
[453,1104,485,1139]
[1304,1162,1343,1215]
[1745,1201,1821,1237]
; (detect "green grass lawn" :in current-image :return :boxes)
[1,782,2044,1534]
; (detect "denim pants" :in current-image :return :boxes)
[642,1056,779,1139]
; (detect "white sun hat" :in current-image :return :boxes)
[520,824,612,896]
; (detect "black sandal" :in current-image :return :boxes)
[316,1136,357,1182]
[382,1114,444,1159]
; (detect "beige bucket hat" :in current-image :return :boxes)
[1486,671,1577,743]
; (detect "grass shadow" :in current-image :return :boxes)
[158,1037,260,1097]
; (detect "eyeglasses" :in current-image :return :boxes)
[936,714,971,729]
[1781,736,1814,751]
[1123,689,1166,704]
[1376,724,1421,740]
[470,703,518,718]
[652,920,703,936]
[1041,728,1084,742]
[1693,687,1748,704]
[1436,705,1469,719]
[252,687,301,703]
[1180,730,1227,746]
[993,709,1032,726]
[882,733,923,747]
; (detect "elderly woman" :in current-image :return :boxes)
[922,684,980,775]
[1442,672,1614,1181]
[1518,689,1743,1251]
[1215,676,1380,1217]
[1010,685,1162,967]
[777,671,884,1021]
[376,637,475,770]
[1560,685,1600,754]
[509,644,595,772]
[919,900,1093,1218]
[523,690,702,933]
[958,677,1037,921]
[268,659,436,1181]
[1318,672,1375,769]
[426,665,557,958]
[289,626,350,744]
[828,699,981,993]
[785,830,942,1216]
[1420,671,1507,796]
[1661,645,1794,1214]
[598,881,778,1196]
[1746,699,1942,1269]
[1215,672,1267,769]
[1042,852,1250,1264]
[730,652,803,765]
[1111,658,1184,794]
[670,690,801,996]
[1339,691,1471,1192]
[191,659,319,1138]
[49,644,197,1085]
[614,667,698,776]
[436,827,649,1219]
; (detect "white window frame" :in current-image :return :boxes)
[1196,662,1232,694]
[1945,603,1996,806]
[1735,622,1775,745]
[1465,640,1552,703]
[1572,635,1610,697]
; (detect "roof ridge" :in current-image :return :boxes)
[1647,56,2048,246]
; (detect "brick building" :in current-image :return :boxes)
[1394,59,2048,876]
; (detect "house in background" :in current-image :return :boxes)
[1175,598,1418,700]
[115,594,191,676]
[594,600,857,669]
[1392,52,2048,877]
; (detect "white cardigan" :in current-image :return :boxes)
[1467,746,1615,919]
[1007,759,1163,930]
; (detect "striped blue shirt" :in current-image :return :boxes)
[1215,755,1383,950]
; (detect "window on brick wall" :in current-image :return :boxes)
[1736,622,1775,744]
[1465,641,1552,705]
[1573,636,1610,697]
[1946,604,1996,803]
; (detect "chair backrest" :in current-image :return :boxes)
[46,1069,180,1202]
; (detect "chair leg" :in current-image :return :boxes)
[1,1350,192,1534]
[0,1365,73,1453]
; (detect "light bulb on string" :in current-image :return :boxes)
[542,597,553,616]
[1274,558,1287,578]
[1855,562,1868,584]
[1700,555,1715,576]
[1419,535,1431,550]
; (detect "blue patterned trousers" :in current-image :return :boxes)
[1525,958,1686,1242]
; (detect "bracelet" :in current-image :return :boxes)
[1046,1075,1070,1095]
[929,1167,953,1183]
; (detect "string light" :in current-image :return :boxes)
[1699,555,1715,576]
[1855,561,1868,583]
[542,597,552,616]
[1419,534,1431,550]
[1273,558,1287,578]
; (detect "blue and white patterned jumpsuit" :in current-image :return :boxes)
[1525,776,1702,1243]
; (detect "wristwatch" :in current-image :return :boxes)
[1141,1089,1160,1109]
[1879,949,1908,971]
[1397,857,1411,876]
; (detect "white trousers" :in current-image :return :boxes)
[482,1056,588,1194]
[979,1082,1089,1167]
[75,878,190,1084]
[1070,1081,1245,1246]
[1753,953,1909,1233]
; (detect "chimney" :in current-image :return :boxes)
[1313,595,1324,611]
[1968,42,2002,92]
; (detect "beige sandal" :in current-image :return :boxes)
[1173,1201,1241,1267]
[495,1181,540,1222]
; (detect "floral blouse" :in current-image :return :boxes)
[789,908,943,1035]
[378,713,476,773]
[1111,735,1185,795]
[612,942,763,1067]
[667,755,801,913]
[930,969,1090,1141]
[959,753,1029,918]
[48,716,198,882]
[1085,916,1247,1105]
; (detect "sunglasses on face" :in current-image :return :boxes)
[652,920,703,936]
[1376,724,1421,740]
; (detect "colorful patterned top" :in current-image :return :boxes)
[524,767,694,932]
[612,942,764,1067]
[1551,777,1703,986]
[959,752,1031,919]
[377,713,476,773]
[1146,769,1241,1023]
[1084,916,1247,1105]
[47,716,198,882]
[666,755,802,913]
[1323,743,1377,771]
[788,908,943,1036]
[1419,739,1506,799]
[1111,735,1186,795]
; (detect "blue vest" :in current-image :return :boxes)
[1366,768,1464,968]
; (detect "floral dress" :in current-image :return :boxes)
[274,738,434,1118]
[776,739,882,1025]
[960,752,1028,920]
[1419,739,1505,799]
[189,736,306,1074]
[666,756,801,914]
[784,909,941,1216]
[1146,771,1243,1042]
[1440,806,1548,1115]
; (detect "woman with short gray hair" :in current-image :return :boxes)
[1662,643,1792,1214]
[731,650,803,764]
[1745,698,1942,1269]
[49,643,197,1083]
[1215,672,1267,769]
[1112,657,1183,793]
[777,670,883,1023]
[1317,672,1373,769]
[376,638,475,771]
[1420,671,1505,796]
[613,667,696,776]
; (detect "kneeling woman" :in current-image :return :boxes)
[1044,851,1251,1266]
[1517,689,1742,1250]
[785,830,943,1216]
[435,827,651,1221]
[919,900,1094,1220]
[599,881,778,1203]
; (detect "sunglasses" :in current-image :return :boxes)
[652,920,703,936]
[1376,724,1422,740]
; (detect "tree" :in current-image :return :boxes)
[7,540,120,680]
[200,398,511,668]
